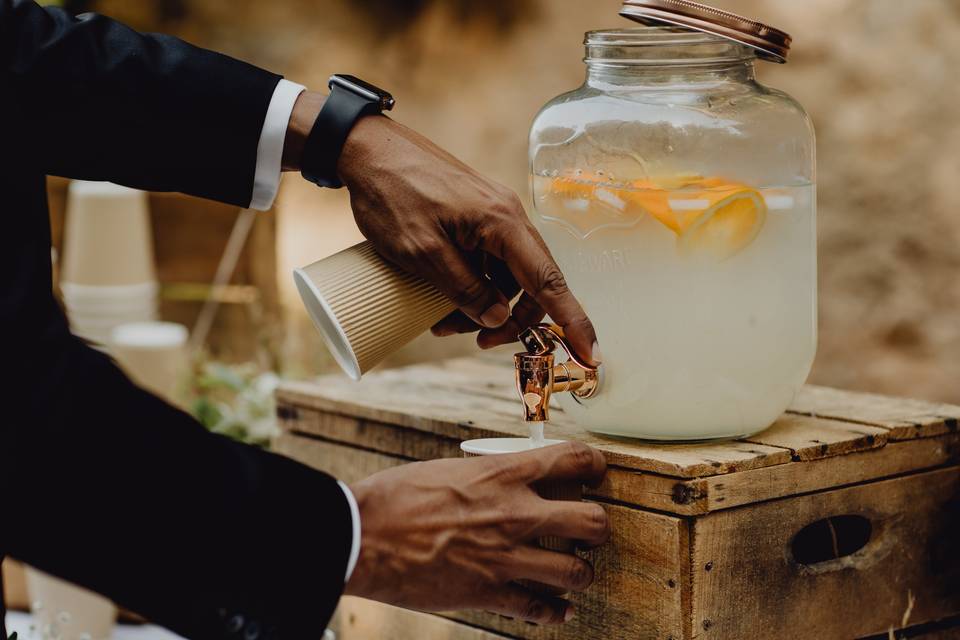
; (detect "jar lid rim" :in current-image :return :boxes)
[619,0,791,63]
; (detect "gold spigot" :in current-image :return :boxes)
[514,324,600,422]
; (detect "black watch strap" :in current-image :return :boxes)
[300,78,388,189]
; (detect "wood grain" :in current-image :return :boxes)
[278,357,960,484]
[330,597,510,640]
[790,385,960,441]
[743,413,890,461]
[278,376,794,478]
[690,467,960,639]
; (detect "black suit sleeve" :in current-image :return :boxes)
[0,3,356,638]
[2,0,281,206]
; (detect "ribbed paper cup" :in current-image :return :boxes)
[109,322,188,403]
[294,241,456,380]
[25,567,117,640]
[60,181,155,286]
[462,437,582,594]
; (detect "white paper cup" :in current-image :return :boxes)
[294,241,456,380]
[60,181,155,286]
[24,567,117,640]
[109,322,189,402]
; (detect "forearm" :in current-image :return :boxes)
[4,0,280,207]
[4,338,353,637]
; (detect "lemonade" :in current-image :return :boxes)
[530,173,817,439]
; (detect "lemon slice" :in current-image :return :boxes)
[675,186,767,260]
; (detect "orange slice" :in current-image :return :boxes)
[543,174,767,259]
[674,185,767,260]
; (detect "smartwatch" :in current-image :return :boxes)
[300,74,395,189]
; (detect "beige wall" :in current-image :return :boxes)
[97,0,960,402]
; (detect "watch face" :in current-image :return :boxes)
[330,74,396,111]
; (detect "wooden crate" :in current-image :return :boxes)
[274,357,960,640]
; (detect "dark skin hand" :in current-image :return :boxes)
[283,91,601,365]
[283,91,609,624]
[345,442,609,623]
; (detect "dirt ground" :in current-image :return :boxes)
[97,0,960,404]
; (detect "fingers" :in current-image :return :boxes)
[489,584,573,625]
[482,218,600,366]
[477,292,546,349]
[531,500,611,549]
[432,256,522,337]
[403,238,510,329]
[501,546,595,593]
[431,310,479,337]
[509,441,607,487]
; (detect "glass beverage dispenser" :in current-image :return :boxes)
[527,1,816,439]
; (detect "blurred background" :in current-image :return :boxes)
[47,0,960,403]
[47,0,957,402]
[6,0,960,637]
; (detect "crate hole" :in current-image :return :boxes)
[791,515,872,565]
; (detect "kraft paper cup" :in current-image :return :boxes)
[60,181,156,286]
[109,322,189,403]
[24,567,117,640]
[294,241,457,380]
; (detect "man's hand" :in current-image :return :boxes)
[344,442,610,624]
[333,113,601,365]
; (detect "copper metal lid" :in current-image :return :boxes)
[619,0,791,63]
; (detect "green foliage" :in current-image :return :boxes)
[187,360,280,447]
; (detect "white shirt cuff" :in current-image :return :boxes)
[337,480,362,584]
[250,79,306,211]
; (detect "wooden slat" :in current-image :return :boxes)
[790,385,960,441]
[330,597,510,640]
[278,378,793,478]
[743,413,889,461]
[273,431,405,481]
[279,405,960,515]
[690,467,960,639]
[278,357,960,483]
[602,433,960,515]
[273,433,688,640]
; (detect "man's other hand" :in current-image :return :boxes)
[344,442,610,624]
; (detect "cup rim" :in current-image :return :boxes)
[110,321,188,350]
[293,267,362,381]
[460,437,567,456]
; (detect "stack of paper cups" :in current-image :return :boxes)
[109,322,189,403]
[24,567,117,640]
[462,438,583,593]
[60,181,158,344]
[294,241,457,380]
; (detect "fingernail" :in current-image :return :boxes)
[479,304,509,328]
[564,605,576,622]
[591,341,602,364]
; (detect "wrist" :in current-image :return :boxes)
[282,90,326,172]
[336,114,392,185]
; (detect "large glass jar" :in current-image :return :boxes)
[529,28,816,440]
